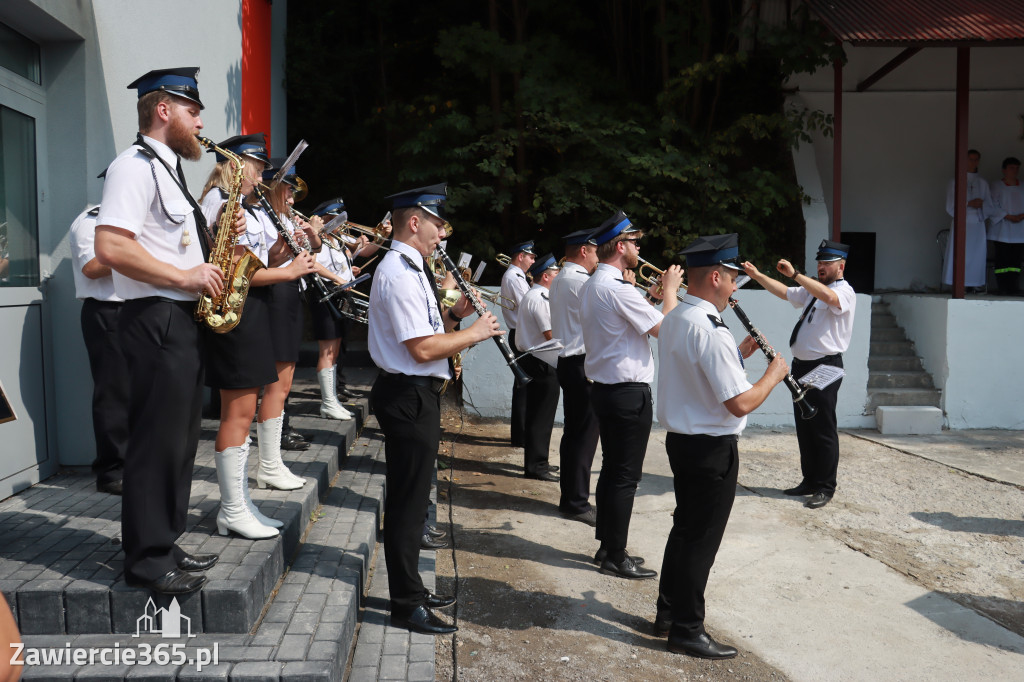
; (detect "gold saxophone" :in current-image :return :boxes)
[195,136,264,332]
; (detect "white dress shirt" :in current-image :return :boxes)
[657,294,752,436]
[786,279,856,361]
[368,239,450,379]
[500,264,530,329]
[549,261,589,358]
[580,263,663,384]
[69,206,122,302]
[96,135,204,301]
[317,243,353,282]
[516,284,558,367]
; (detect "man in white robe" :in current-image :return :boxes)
[943,149,1003,290]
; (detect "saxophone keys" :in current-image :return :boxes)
[224,312,238,325]
[208,314,224,328]
[227,292,242,306]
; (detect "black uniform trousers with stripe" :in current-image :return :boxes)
[657,432,738,637]
[119,298,205,583]
[371,373,442,616]
[519,353,560,476]
[791,354,843,496]
[556,354,599,515]
[80,298,129,485]
[590,382,652,559]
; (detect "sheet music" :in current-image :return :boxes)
[522,338,564,368]
[472,262,487,282]
[798,364,845,391]
[458,252,473,270]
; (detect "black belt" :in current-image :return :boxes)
[593,381,648,389]
[793,353,842,364]
[380,371,446,394]
[126,296,195,309]
[671,432,739,444]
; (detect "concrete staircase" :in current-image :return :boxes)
[868,301,942,413]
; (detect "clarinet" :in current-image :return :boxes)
[728,297,817,420]
[435,247,532,387]
[252,186,342,319]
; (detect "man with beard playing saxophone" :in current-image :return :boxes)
[95,68,240,594]
[369,183,503,634]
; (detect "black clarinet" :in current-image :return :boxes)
[435,247,532,387]
[252,186,342,319]
[728,297,817,420]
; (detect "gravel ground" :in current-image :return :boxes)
[429,410,1024,681]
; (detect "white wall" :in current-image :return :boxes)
[462,290,874,429]
[889,295,1024,429]
[0,0,289,469]
[787,45,1024,292]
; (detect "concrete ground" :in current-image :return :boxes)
[434,420,1024,681]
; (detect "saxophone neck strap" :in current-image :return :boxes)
[134,134,213,254]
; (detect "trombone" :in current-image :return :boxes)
[438,285,517,311]
[495,252,511,268]
[635,256,686,302]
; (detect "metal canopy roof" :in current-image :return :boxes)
[805,0,1024,46]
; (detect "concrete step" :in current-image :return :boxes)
[868,355,925,372]
[867,387,942,410]
[875,406,944,434]
[870,341,918,356]
[868,370,935,389]
[12,366,397,682]
[870,327,908,342]
[870,311,899,329]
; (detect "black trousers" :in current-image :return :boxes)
[519,354,560,476]
[371,374,442,615]
[556,354,598,514]
[119,299,205,582]
[657,433,738,637]
[80,299,129,485]
[590,382,652,555]
[792,354,843,496]
[993,241,1023,294]
[509,328,526,446]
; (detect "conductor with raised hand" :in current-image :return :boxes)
[741,239,855,510]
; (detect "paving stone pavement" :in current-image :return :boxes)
[0,366,433,681]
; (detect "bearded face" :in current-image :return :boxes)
[166,103,202,161]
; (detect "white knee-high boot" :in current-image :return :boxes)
[215,446,279,539]
[318,366,353,420]
[256,413,306,490]
[239,440,283,528]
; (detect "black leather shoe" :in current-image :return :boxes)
[654,611,672,637]
[177,553,219,572]
[783,482,814,496]
[281,431,310,451]
[126,568,206,595]
[424,592,456,609]
[425,525,447,539]
[337,386,358,400]
[562,508,596,527]
[97,480,123,495]
[805,492,833,509]
[667,630,738,659]
[392,605,457,635]
[524,470,559,482]
[600,555,657,580]
[421,534,449,550]
[593,548,644,566]
[541,464,560,473]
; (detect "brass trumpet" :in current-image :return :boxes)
[635,256,686,302]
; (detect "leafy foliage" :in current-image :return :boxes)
[286,0,840,281]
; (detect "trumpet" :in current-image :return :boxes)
[337,220,392,246]
[438,285,517,311]
[635,256,686,302]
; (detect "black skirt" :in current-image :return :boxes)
[311,296,349,341]
[204,286,278,389]
[267,280,304,363]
